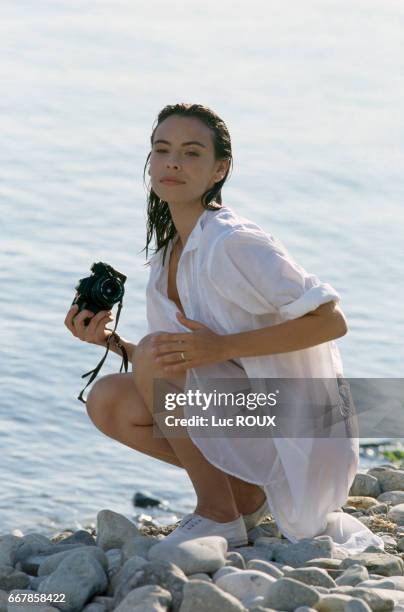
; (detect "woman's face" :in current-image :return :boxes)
[148,115,228,207]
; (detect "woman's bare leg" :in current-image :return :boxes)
[86,354,266,517]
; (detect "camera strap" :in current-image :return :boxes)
[77,299,128,404]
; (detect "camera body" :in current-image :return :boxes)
[72,262,127,326]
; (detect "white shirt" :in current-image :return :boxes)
[146,205,384,553]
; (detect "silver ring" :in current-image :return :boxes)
[180,351,186,362]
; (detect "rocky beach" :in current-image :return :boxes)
[4,464,404,611]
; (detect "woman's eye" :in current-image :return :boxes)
[187,152,200,157]
[154,149,199,157]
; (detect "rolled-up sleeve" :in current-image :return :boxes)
[207,229,341,320]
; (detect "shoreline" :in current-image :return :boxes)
[3,464,404,610]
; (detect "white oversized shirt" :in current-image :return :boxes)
[145,205,384,553]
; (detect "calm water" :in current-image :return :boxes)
[1,0,403,537]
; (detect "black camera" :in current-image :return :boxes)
[72,262,127,326]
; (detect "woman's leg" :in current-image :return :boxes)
[86,346,266,517]
[133,333,240,523]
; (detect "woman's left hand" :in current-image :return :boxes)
[151,312,231,373]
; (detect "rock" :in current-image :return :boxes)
[179,579,245,612]
[213,566,241,581]
[216,569,276,605]
[350,475,382,499]
[13,534,52,564]
[357,576,404,590]
[343,587,396,610]
[226,552,246,569]
[283,567,336,589]
[133,492,162,508]
[387,504,404,526]
[344,599,373,612]
[81,604,105,612]
[273,537,334,567]
[304,559,343,570]
[188,573,212,582]
[335,564,369,586]
[340,553,404,577]
[38,546,108,576]
[37,551,108,612]
[113,560,187,612]
[121,535,160,563]
[347,497,379,511]
[114,584,171,612]
[0,565,30,591]
[235,546,273,564]
[108,555,147,597]
[314,593,357,611]
[0,535,21,567]
[378,492,404,506]
[247,521,282,543]
[147,536,227,575]
[95,510,140,551]
[397,538,404,552]
[246,559,284,579]
[366,505,389,516]
[264,577,320,611]
[370,470,404,493]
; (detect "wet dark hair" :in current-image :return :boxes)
[142,103,233,267]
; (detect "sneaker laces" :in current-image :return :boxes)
[180,515,204,531]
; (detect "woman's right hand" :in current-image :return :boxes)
[64,304,114,347]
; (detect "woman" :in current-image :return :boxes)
[65,103,384,553]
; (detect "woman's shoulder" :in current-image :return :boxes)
[203,205,282,252]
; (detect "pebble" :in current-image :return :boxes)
[133,491,163,508]
[3,468,404,611]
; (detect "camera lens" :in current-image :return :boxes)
[91,277,124,308]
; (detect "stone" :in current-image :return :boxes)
[340,553,404,577]
[304,559,343,570]
[387,505,404,526]
[378,492,404,506]
[108,555,147,597]
[356,576,404,591]
[0,565,30,591]
[247,521,283,543]
[273,537,334,567]
[215,569,276,605]
[335,564,369,586]
[225,552,246,569]
[344,599,373,612]
[247,559,284,579]
[0,535,21,567]
[148,536,227,575]
[350,475,382,498]
[179,579,245,612]
[343,587,397,610]
[371,470,404,493]
[14,534,52,564]
[37,546,108,576]
[213,566,241,582]
[235,546,273,564]
[314,593,357,611]
[6,590,58,612]
[188,573,212,582]
[283,567,336,589]
[95,510,140,551]
[114,584,171,612]
[133,491,162,508]
[264,577,320,611]
[121,535,161,563]
[347,497,379,511]
[113,560,187,612]
[37,552,108,612]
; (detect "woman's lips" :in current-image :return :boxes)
[160,179,185,185]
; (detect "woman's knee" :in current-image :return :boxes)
[86,373,119,429]
[132,331,167,375]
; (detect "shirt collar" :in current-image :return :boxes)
[147,208,212,264]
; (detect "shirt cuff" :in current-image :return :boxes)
[278,283,341,321]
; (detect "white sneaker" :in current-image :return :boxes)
[166,513,248,547]
[243,498,270,531]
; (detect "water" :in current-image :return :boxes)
[1,0,403,537]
